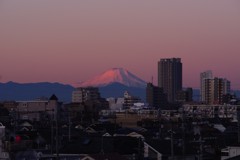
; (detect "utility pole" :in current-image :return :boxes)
[138,137,142,160]
[56,107,59,160]
[170,129,174,159]
[169,120,175,160]
[237,107,240,143]
[181,109,185,158]
[101,135,104,154]
[68,113,71,142]
[51,110,54,154]
[169,112,175,160]
[199,133,203,160]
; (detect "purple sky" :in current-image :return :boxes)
[0,0,240,89]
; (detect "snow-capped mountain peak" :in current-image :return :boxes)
[80,68,146,88]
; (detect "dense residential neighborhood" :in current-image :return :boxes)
[1,66,240,160]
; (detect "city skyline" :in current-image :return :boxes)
[1,1,240,89]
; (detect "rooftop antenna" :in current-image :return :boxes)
[151,76,154,84]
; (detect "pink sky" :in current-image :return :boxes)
[0,0,240,89]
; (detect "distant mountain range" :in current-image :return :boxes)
[0,68,239,103]
[0,81,75,102]
[0,68,147,102]
[0,81,146,103]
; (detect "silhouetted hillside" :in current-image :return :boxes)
[0,81,74,102]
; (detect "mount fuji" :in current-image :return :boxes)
[79,68,147,100]
[0,69,147,102]
[80,68,147,88]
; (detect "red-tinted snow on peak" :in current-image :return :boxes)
[80,68,146,88]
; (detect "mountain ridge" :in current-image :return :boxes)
[0,81,74,102]
[0,81,239,103]
[0,81,146,102]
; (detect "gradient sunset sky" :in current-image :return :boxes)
[0,0,240,89]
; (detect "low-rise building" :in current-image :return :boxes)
[221,146,240,160]
[123,91,141,109]
[146,83,167,109]
[4,95,61,121]
[72,87,100,103]
[176,88,193,103]
[183,104,240,119]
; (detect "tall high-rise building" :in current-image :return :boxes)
[200,70,213,102]
[158,58,182,102]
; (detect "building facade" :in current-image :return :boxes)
[146,83,167,108]
[202,77,231,104]
[123,91,141,109]
[4,95,60,121]
[176,88,193,103]
[72,87,100,103]
[158,58,182,102]
[200,70,213,102]
[183,104,239,119]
